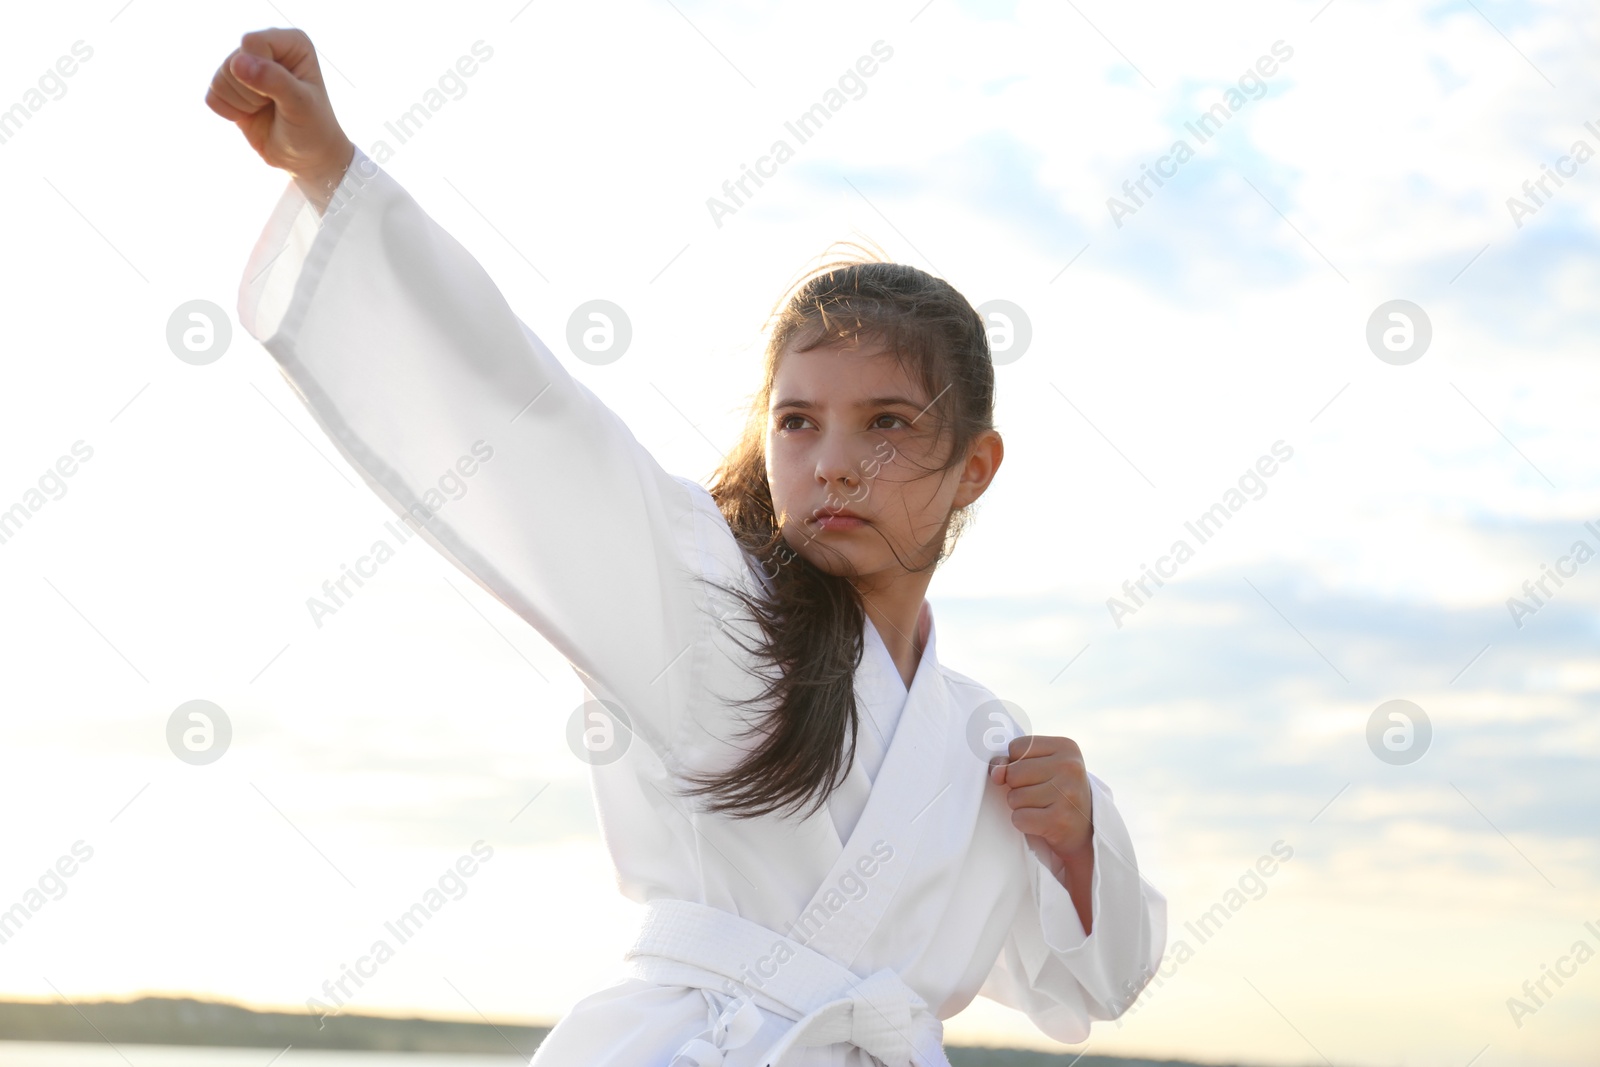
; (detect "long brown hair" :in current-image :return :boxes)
[676,244,997,821]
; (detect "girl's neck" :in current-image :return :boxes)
[857,577,932,690]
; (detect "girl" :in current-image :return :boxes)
[207,28,1165,1067]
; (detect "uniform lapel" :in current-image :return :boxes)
[784,604,957,969]
[824,614,904,844]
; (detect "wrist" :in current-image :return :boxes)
[1049,830,1094,865]
[292,138,356,214]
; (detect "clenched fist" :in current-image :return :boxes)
[990,733,1098,933]
[205,28,355,211]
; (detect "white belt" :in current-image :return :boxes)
[623,897,949,1067]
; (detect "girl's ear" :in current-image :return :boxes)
[954,430,1004,508]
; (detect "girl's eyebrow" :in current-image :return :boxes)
[771,395,924,411]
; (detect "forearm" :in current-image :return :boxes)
[1052,836,1095,935]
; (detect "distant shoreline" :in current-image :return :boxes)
[0,995,1247,1066]
[0,996,549,1057]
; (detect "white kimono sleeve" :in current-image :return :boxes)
[237,148,709,761]
[978,772,1167,1042]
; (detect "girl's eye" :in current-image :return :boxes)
[776,413,908,432]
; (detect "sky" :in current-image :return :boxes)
[0,0,1597,1065]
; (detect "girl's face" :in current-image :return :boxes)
[764,337,1002,587]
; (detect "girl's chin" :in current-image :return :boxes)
[788,544,869,579]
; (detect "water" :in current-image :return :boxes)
[0,1043,531,1066]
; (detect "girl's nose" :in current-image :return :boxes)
[814,442,862,489]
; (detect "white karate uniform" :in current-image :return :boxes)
[238,147,1166,1067]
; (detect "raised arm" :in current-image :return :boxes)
[209,29,720,760]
